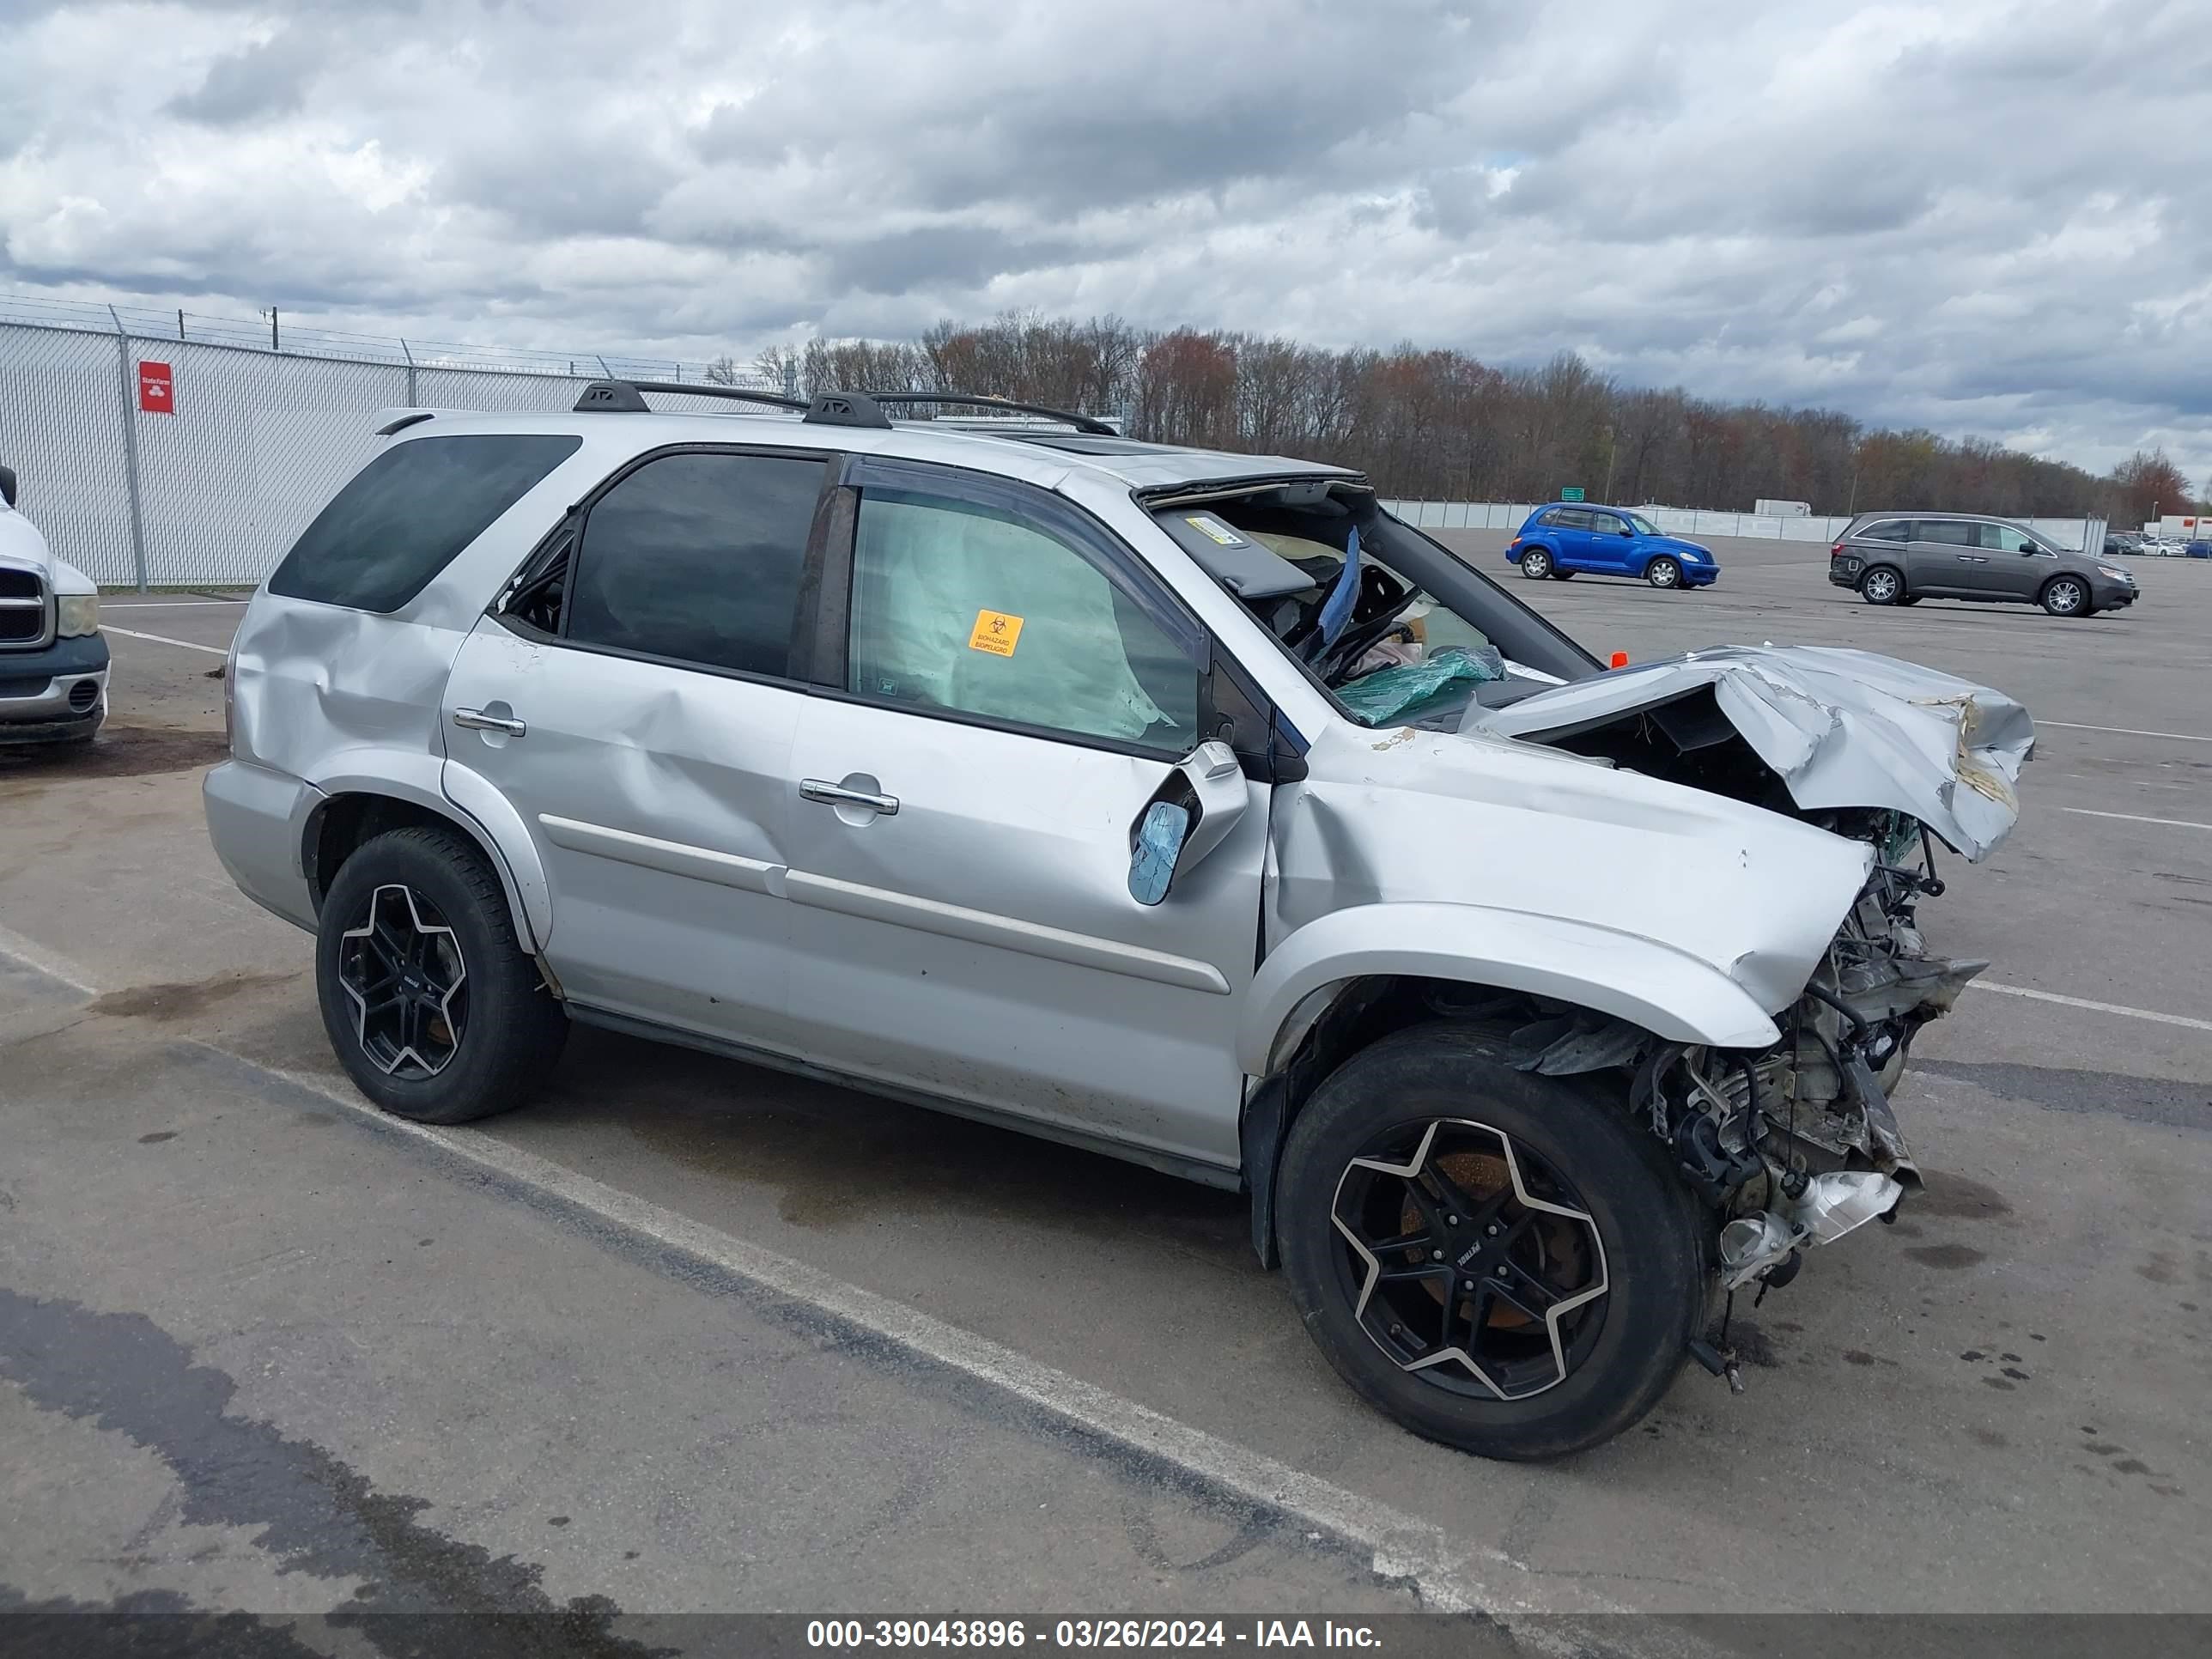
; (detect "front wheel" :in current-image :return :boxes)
[1277,1024,1707,1461]
[1518,547,1553,580]
[316,824,568,1123]
[2041,575,2089,617]
[1644,556,1682,589]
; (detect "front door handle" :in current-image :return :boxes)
[453,707,527,736]
[801,778,899,816]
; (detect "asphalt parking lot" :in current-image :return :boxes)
[3,542,2209,1640]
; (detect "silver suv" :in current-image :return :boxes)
[206,382,2034,1459]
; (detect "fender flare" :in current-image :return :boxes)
[1240,902,1781,1077]
[302,754,551,954]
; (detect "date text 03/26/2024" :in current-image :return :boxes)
[806,1620,1382,1650]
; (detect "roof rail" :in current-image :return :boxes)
[862,392,1116,435]
[572,378,810,414]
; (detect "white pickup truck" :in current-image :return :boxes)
[0,465,109,748]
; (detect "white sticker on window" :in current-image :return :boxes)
[1183,513,1248,547]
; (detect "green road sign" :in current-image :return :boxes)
[1560,486,1585,501]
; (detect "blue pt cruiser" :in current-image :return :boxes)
[1506,503,1718,589]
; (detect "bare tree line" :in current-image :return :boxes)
[714,311,2200,522]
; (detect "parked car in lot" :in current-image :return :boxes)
[206,383,2033,1459]
[2186,539,2211,560]
[0,464,108,748]
[1505,502,1718,589]
[1829,512,2136,616]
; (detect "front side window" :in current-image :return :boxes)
[1976,521,2045,553]
[566,451,826,678]
[847,487,1199,750]
[270,434,580,612]
[1588,512,1626,535]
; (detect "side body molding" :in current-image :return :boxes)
[1239,902,1782,1077]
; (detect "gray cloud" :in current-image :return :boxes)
[167,27,320,125]
[2,0,2209,480]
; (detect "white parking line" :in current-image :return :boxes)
[2061,807,2212,833]
[1974,981,2212,1035]
[2039,720,2212,744]
[102,624,229,657]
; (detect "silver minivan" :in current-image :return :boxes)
[206,384,2033,1459]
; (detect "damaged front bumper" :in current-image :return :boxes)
[1462,644,2035,1322]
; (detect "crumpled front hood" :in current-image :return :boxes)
[1462,645,2033,860]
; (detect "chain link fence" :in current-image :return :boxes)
[0,295,787,588]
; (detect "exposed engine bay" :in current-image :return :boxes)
[1162,483,2036,1361]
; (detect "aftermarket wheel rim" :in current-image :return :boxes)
[338,883,468,1079]
[1865,570,1899,602]
[2049,580,2084,613]
[1330,1119,1609,1402]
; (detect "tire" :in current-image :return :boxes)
[1548,568,1575,581]
[1518,547,1553,580]
[315,824,567,1123]
[1896,596,1921,606]
[1277,1023,1708,1461]
[1644,556,1682,589]
[2040,575,2089,617]
[1859,565,1905,605]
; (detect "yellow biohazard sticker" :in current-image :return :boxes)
[968,608,1024,656]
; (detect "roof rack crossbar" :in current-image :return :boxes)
[862,392,1116,436]
[573,378,810,414]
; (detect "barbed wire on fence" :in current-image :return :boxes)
[0,289,780,387]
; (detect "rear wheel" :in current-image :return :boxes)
[316,824,567,1124]
[1519,547,1553,580]
[1549,568,1575,580]
[1645,556,1682,589]
[1859,565,1905,605]
[2040,575,2089,617]
[1277,1024,1707,1461]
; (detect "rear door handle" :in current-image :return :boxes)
[453,708,527,736]
[800,779,899,815]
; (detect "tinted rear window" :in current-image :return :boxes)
[566,451,827,678]
[269,434,580,612]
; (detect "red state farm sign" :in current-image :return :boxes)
[138,361,174,414]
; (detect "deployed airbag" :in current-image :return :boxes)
[1461,645,2033,860]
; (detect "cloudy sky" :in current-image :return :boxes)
[3,0,2209,481]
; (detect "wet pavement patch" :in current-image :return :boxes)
[89,970,296,1023]
[0,725,230,788]
[0,1288,658,1656]
[1911,1057,2212,1133]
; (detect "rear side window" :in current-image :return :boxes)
[567,451,827,678]
[1917,520,1976,546]
[1858,520,1911,543]
[269,434,580,612]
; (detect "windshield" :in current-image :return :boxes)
[1152,493,1601,729]
[1626,512,1661,535]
